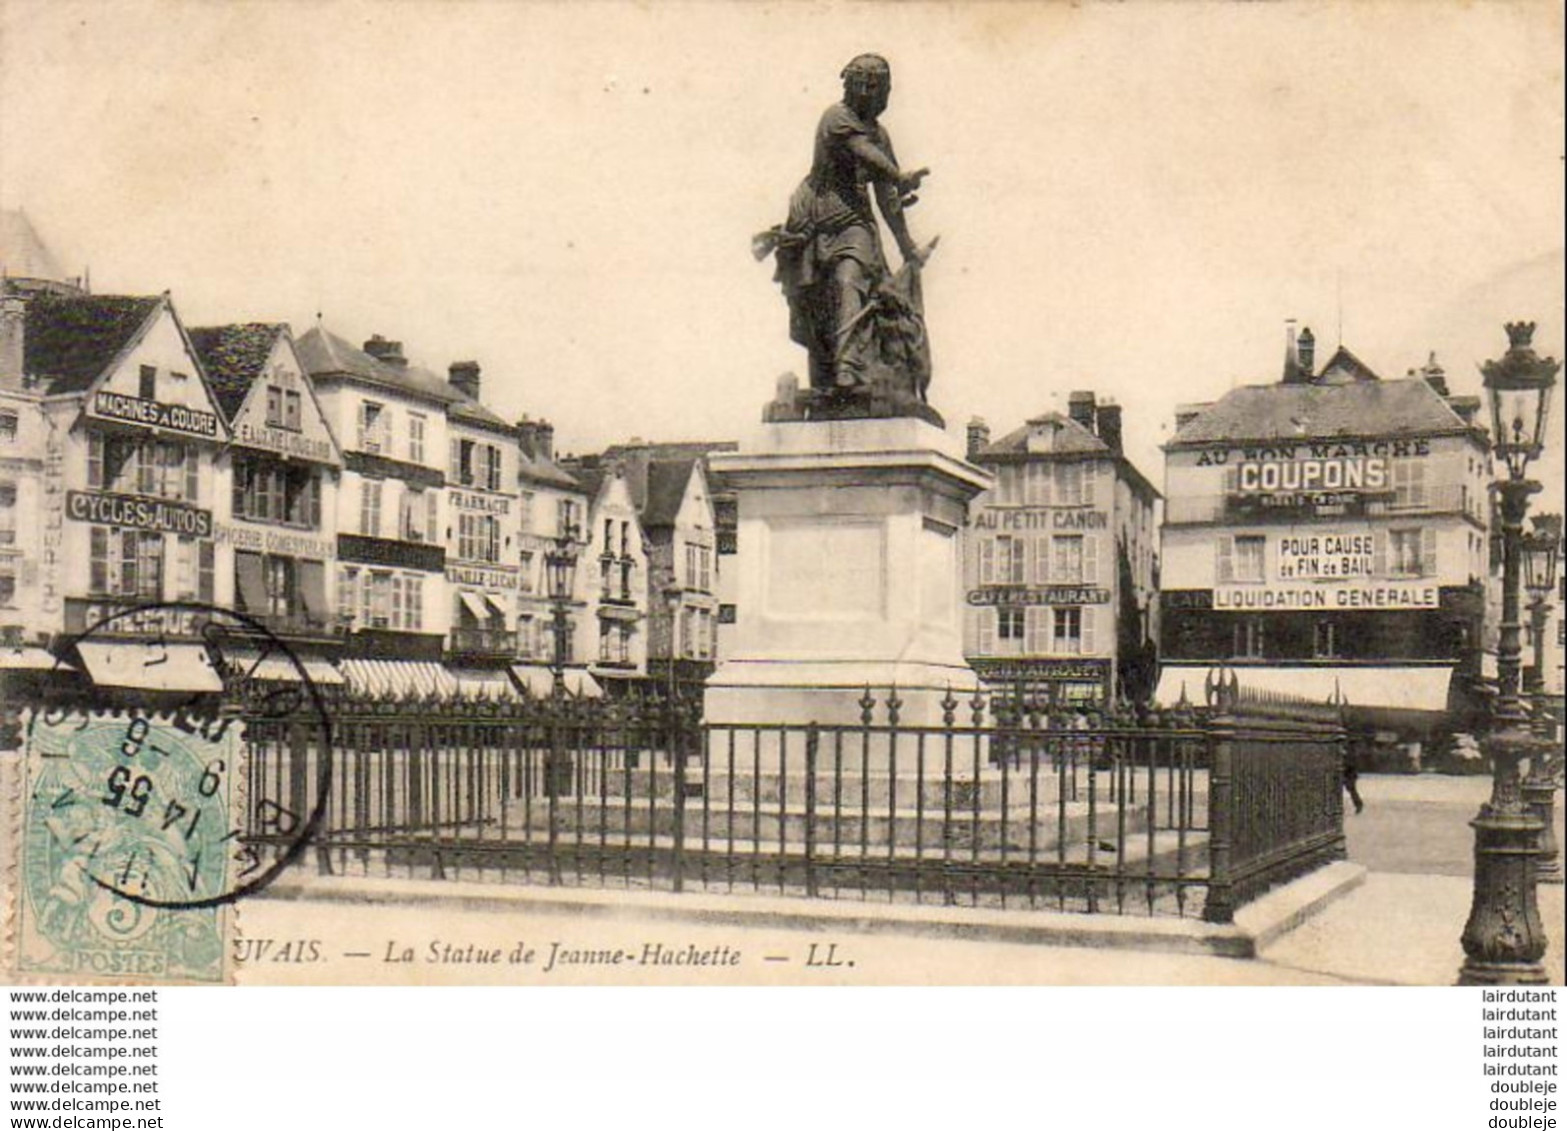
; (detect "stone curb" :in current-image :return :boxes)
[258,861,1368,960]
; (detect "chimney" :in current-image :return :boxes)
[1297,327,1315,378]
[1281,320,1307,384]
[363,334,406,368]
[535,420,554,462]
[1419,351,1448,397]
[1067,390,1096,429]
[0,295,23,390]
[1095,400,1123,454]
[448,360,481,400]
[966,416,991,459]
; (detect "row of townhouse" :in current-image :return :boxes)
[0,213,709,702]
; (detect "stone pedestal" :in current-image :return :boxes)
[704,415,991,732]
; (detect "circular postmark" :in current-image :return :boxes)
[22,602,333,949]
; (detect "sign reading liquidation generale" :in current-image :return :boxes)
[1214,583,1438,610]
[67,491,213,537]
[91,391,220,438]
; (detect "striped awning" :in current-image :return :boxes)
[451,668,522,701]
[76,641,223,693]
[339,659,459,700]
[222,647,345,686]
[509,665,603,699]
[0,646,69,672]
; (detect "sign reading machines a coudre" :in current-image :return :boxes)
[91,391,221,438]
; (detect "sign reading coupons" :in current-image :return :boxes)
[1215,583,1438,610]
[1276,532,1376,580]
[92,391,221,438]
[67,490,213,537]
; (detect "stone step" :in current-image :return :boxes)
[486,795,1174,853]
[563,763,1209,811]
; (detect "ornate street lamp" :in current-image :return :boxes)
[1459,322,1559,985]
[1522,513,1562,884]
[544,520,580,698]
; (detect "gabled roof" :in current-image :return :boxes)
[518,449,583,492]
[1,209,67,282]
[1170,375,1477,447]
[188,323,285,419]
[449,395,515,436]
[24,293,163,395]
[1313,345,1380,385]
[641,459,697,529]
[977,411,1111,459]
[295,325,462,406]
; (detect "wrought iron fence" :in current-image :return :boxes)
[240,676,1347,921]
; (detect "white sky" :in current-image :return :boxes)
[2,0,1562,500]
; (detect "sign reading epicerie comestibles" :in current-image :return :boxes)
[89,391,221,439]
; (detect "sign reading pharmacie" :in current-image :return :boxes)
[967,585,1110,606]
[1214,582,1438,611]
[89,391,221,439]
[66,491,212,537]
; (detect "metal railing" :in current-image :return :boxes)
[240,678,1346,921]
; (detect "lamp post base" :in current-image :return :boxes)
[1458,727,1549,986]
[1522,770,1562,884]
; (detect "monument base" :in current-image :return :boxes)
[704,413,992,760]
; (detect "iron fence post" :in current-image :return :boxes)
[804,724,819,898]
[1202,713,1236,923]
[672,696,687,894]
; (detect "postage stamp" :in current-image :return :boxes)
[5,602,335,984]
[15,708,242,982]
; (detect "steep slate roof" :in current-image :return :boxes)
[641,459,696,529]
[518,449,583,491]
[188,323,284,419]
[295,325,462,406]
[1169,376,1475,447]
[23,293,163,394]
[977,411,1112,459]
[1,209,67,281]
[449,394,514,436]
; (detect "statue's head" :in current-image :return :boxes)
[841,54,891,117]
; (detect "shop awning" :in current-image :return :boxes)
[451,668,522,701]
[484,593,510,619]
[339,658,459,700]
[1153,664,1455,714]
[76,641,223,693]
[222,647,345,686]
[508,664,602,699]
[0,646,70,672]
[457,591,491,622]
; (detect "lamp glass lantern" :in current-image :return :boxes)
[1482,322,1558,481]
[546,528,578,602]
[1522,515,1562,598]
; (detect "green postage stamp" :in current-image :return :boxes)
[13,708,245,983]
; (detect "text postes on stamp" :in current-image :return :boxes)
[13,601,334,983]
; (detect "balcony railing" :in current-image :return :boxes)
[1164,484,1485,526]
[448,627,519,656]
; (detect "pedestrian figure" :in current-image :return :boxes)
[1343,747,1364,815]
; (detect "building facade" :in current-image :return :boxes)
[1156,334,1492,756]
[963,391,1161,707]
[583,468,649,690]
[299,329,456,682]
[191,323,344,676]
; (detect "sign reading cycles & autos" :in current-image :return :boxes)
[66,491,213,537]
